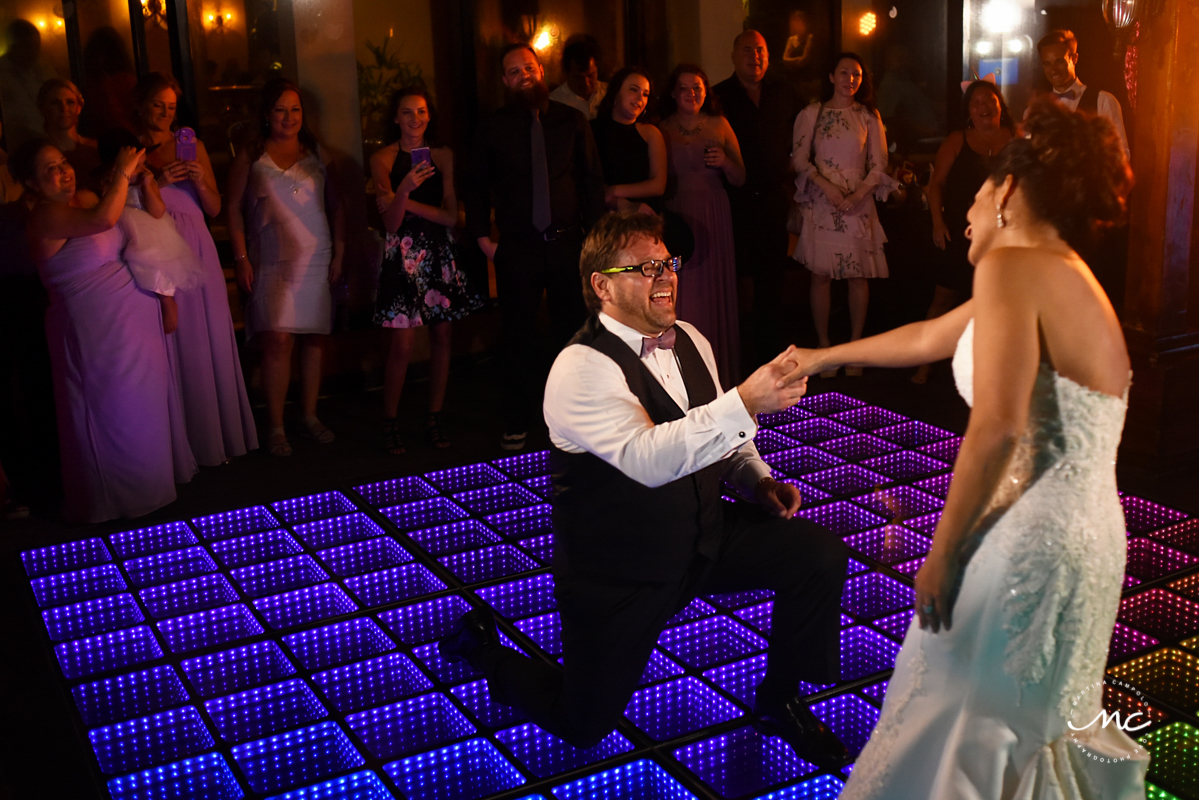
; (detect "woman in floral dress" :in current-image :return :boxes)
[791,52,897,376]
[371,87,482,453]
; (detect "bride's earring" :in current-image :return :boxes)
[996,204,1006,229]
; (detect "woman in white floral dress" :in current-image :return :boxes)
[791,52,897,376]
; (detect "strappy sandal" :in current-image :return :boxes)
[383,417,406,456]
[266,427,292,457]
[302,416,335,444]
[426,412,451,449]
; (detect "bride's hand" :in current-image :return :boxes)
[775,347,828,387]
[915,548,961,633]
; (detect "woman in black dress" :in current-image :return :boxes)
[590,67,667,215]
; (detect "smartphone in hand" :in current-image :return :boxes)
[411,146,433,170]
[175,127,198,162]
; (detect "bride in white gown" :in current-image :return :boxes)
[784,101,1148,799]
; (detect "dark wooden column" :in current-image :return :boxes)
[1120,0,1199,472]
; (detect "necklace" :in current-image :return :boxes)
[676,118,704,137]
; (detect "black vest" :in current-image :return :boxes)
[1076,86,1099,114]
[550,316,727,582]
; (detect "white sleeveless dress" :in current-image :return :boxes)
[840,319,1148,800]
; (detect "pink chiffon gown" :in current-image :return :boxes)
[161,181,258,465]
[41,225,196,523]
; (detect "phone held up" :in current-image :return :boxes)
[410,146,433,170]
[175,127,198,162]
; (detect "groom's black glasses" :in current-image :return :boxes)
[600,256,683,278]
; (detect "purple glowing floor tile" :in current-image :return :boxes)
[798,392,867,416]
[493,449,552,481]
[850,485,945,521]
[776,418,857,445]
[272,490,358,525]
[1123,574,1142,590]
[295,513,389,550]
[1153,518,1199,557]
[706,589,774,611]
[669,598,718,627]
[809,692,880,755]
[344,563,448,608]
[22,536,112,578]
[497,723,633,779]
[232,721,365,795]
[157,603,264,654]
[209,529,303,569]
[266,771,395,800]
[844,525,933,565]
[230,554,329,599]
[640,648,686,686]
[425,462,510,493]
[140,573,240,619]
[439,544,540,584]
[316,536,414,578]
[205,678,328,743]
[192,505,280,542]
[355,475,440,508]
[917,436,963,463]
[283,617,396,671]
[702,654,765,707]
[408,519,503,557]
[454,483,543,516]
[796,501,887,535]
[552,758,699,800]
[523,474,554,499]
[486,503,554,539]
[860,680,889,706]
[55,624,163,680]
[625,677,743,740]
[105,753,243,800]
[842,571,915,620]
[346,692,476,760]
[1121,494,1190,533]
[378,594,475,646]
[830,406,909,432]
[758,406,815,428]
[657,616,768,670]
[412,642,483,685]
[514,611,563,655]
[384,737,527,800]
[124,546,219,589]
[518,534,555,564]
[841,626,901,680]
[841,613,855,626]
[1125,537,1199,581]
[789,479,834,504]
[89,705,215,774]
[1108,621,1160,661]
[892,557,926,576]
[181,640,297,699]
[31,563,127,609]
[873,420,956,448]
[452,678,528,728]
[254,583,358,631]
[382,498,471,534]
[42,592,144,642]
[871,608,915,642]
[749,774,845,800]
[817,433,902,463]
[1118,588,1199,640]
[860,450,950,481]
[674,725,817,798]
[311,652,433,714]
[763,446,846,478]
[109,521,200,560]
[912,472,954,499]
[753,428,805,456]
[73,665,190,728]
[801,465,890,497]
[903,511,943,536]
[732,601,773,635]
[847,559,869,575]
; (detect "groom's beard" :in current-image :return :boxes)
[505,80,550,109]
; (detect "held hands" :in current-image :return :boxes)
[835,186,869,214]
[114,147,146,181]
[932,218,951,250]
[755,477,802,519]
[737,346,810,416]
[703,144,728,170]
[157,159,190,187]
[398,161,435,196]
[773,348,830,386]
[914,546,962,633]
[375,190,396,215]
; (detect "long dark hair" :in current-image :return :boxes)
[961,80,1015,132]
[247,77,319,162]
[383,86,441,147]
[821,52,875,111]
[597,66,654,124]
[659,64,723,119]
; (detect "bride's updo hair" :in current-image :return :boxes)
[990,99,1132,251]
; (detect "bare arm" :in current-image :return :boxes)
[31,147,144,241]
[927,132,961,249]
[225,150,254,292]
[384,147,457,231]
[719,118,746,187]
[608,124,668,200]
[190,139,222,217]
[323,153,346,284]
[140,169,166,219]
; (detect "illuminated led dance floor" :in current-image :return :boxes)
[19,391,1199,799]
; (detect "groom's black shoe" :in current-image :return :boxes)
[752,696,851,769]
[439,608,499,670]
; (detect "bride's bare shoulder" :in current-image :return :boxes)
[973,246,1091,302]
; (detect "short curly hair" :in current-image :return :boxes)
[579,211,665,313]
[989,99,1132,251]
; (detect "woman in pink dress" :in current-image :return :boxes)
[658,64,745,389]
[133,72,258,466]
[13,138,195,522]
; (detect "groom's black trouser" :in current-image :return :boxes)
[476,502,848,748]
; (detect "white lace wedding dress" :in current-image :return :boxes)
[840,319,1149,800]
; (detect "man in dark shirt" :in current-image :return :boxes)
[714,30,804,368]
[466,43,606,451]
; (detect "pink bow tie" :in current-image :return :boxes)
[641,327,677,358]
[1054,90,1076,101]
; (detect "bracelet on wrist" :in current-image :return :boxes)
[234,254,248,261]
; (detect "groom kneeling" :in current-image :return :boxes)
[441,211,849,767]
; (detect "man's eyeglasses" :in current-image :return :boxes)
[599,256,682,278]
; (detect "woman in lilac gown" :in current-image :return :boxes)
[13,139,195,522]
[133,73,258,465]
[658,64,745,389]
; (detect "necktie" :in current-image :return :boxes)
[530,108,552,232]
[640,327,677,358]
[1054,89,1076,102]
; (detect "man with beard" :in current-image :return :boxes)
[440,210,851,768]
[466,43,606,451]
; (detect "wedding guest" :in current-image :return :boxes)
[591,67,666,214]
[0,20,55,151]
[549,34,607,120]
[37,79,99,188]
[1035,30,1128,157]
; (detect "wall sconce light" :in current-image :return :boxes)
[141,0,169,29]
[1102,0,1160,57]
[858,11,877,36]
[204,9,234,30]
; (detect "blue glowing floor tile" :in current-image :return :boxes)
[265,771,395,800]
[841,626,901,681]
[205,679,329,743]
[425,462,510,493]
[640,648,686,686]
[703,654,766,707]
[56,624,163,680]
[124,546,219,589]
[873,420,956,448]
[232,721,365,795]
[731,601,774,635]
[412,642,482,685]
[344,563,448,608]
[439,544,541,584]
[674,725,817,798]
[346,692,476,760]
[486,503,554,539]
[182,640,298,699]
[849,485,945,520]
[210,529,304,569]
[379,595,475,646]
[871,608,915,642]
[272,491,358,525]
[705,589,774,611]
[385,737,527,800]
[658,616,768,670]
[817,433,902,463]
[918,436,963,463]
[312,652,433,714]
[753,428,804,456]
[497,723,634,779]
[493,450,552,480]
[294,513,389,550]
[842,571,915,620]
[453,483,543,516]
[31,563,127,609]
[284,617,395,671]
[668,598,718,627]
[625,677,743,740]
[522,474,554,499]
[451,679,528,728]
[42,592,144,642]
[847,558,869,575]
[798,392,867,415]
[355,475,440,508]
[801,465,891,497]
[22,536,111,578]
[776,418,857,445]
[193,505,281,541]
[73,665,190,728]
[106,752,244,800]
[88,705,214,774]
[139,573,240,619]
[809,692,880,755]
[158,603,264,654]
[796,501,887,535]
[551,757,700,800]
[383,498,472,533]
[514,611,563,655]
[316,536,414,578]
[859,680,889,706]
[255,583,359,630]
[518,534,555,564]
[476,573,557,619]
[408,519,504,557]
[912,472,954,498]
[844,525,933,566]
[750,774,845,800]
[109,521,200,561]
[861,451,950,481]
[830,406,909,432]
[757,406,814,428]
[762,446,846,479]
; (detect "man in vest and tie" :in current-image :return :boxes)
[1035,29,1129,158]
[441,211,851,768]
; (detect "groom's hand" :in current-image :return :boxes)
[755,477,802,519]
[738,346,810,415]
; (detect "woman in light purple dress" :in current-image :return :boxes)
[133,72,258,465]
[13,139,195,522]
